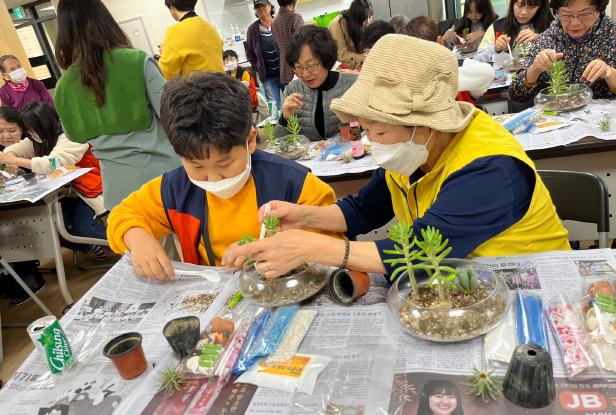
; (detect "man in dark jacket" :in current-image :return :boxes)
[246,0,283,109]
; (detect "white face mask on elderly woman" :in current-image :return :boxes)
[370,127,434,176]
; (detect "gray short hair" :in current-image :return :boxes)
[0,55,21,74]
[388,14,410,34]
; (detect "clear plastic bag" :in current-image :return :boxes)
[236,353,332,394]
[516,290,550,352]
[499,106,543,132]
[233,309,271,375]
[580,277,616,378]
[265,309,317,364]
[546,294,594,379]
[484,301,517,367]
[292,347,396,415]
[244,304,299,364]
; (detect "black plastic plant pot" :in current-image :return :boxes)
[163,316,201,359]
[503,343,555,409]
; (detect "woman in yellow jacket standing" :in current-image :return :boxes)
[328,0,373,70]
[159,0,224,80]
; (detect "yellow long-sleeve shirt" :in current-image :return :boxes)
[159,16,224,80]
[108,171,343,266]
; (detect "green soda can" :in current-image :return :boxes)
[27,316,75,374]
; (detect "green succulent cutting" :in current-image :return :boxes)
[462,367,503,402]
[454,267,479,294]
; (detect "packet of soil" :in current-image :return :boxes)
[484,302,517,367]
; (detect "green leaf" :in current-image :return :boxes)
[390,267,406,281]
[443,278,457,290]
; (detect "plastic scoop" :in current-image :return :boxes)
[259,204,271,240]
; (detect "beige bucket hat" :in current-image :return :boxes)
[331,35,475,132]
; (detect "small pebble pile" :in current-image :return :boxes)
[547,303,594,377]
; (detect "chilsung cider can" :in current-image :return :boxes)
[27,316,75,374]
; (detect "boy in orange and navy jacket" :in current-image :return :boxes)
[107,72,341,280]
[223,50,259,109]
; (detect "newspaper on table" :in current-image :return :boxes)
[0,255,236,415]
[513,99,616,151]
[0,168,91,204]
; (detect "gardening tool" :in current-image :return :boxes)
[170,268,221,282]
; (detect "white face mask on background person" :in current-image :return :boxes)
[188,143,252,199]
[9,68,27,84]
[370,127,434,176]
[225,61,238,72]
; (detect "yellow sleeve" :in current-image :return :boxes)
[107,176,174,254]
[297,172,345,239]
[478,24,495,51]
[159,28,184,81]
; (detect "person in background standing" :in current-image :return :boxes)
[247,0,284,109]
[272,0,304,86]
[54,0,182,211]
[388,14,409,33]
[158,0,224,80]
[443,0,496,49]
[328,0,373,70]
[224,50,259,109]
[0,55,54,111]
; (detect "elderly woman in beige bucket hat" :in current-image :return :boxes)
[223,35,570,281]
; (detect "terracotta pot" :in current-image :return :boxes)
[103,332,147,380]
[163,316,200,359]
[339,123,352,141]
[211,317,234,334]
[328,269,371,304]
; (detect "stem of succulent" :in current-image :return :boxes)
[429,250,446,302]
[403,241,419,297]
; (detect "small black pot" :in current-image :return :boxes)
[163,316,200,359]
[503,343,555,408]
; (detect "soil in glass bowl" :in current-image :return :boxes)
[266,135,311,160]
[534,84,592,112]
[387,259,510,342]
[239,262,329,307]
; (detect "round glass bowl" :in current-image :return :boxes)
[386,259,510,342]
[239,262,330,307]
[534,84,592,112]
[265,135,311,160]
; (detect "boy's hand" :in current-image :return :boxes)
[282,93,303,120]
[124,228,175,280]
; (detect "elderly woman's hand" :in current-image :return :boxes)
[583,59,615,83]
[258,200,308,231]
[222,230,311,279]
[530,49,564,73]
[282,93,304,120]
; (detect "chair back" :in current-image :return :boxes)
[538,170,610,248]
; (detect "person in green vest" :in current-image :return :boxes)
[54,0,181,211]
[222,35,571,281]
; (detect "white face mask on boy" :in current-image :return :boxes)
[189,143,251,199]
[370,127,433,177]
[225,61,238,72]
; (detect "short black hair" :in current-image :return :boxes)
[361,20,395,50]
[161,72,253,160]
[164,0,197,12]
[0,106,26,140]
[277,0,297,8]
[549,0,608,13]
[286,25,338,71]
[223,50,239,60]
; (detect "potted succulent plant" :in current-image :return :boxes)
[385,223,510,342]
[534,60,592,112]
[264,115,310,160]
[458,28,479,54]
[238,215,329,307]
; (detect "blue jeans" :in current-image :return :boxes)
[262,76,285,110]
[59,197,108,253]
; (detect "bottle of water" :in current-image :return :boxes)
[234,25,241,42]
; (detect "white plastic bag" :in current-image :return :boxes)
[484,302,517,366]
[235,354,332,394]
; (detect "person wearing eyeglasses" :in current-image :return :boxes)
[510,0,616,102]
[275,26,358,141]
[443,0,497,49]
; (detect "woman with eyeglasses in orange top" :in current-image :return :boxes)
[510,0,616,102]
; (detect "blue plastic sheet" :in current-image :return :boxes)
[516,291,550,352]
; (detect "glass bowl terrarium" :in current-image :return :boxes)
[534,61,592,112]
[262,116,310,160]
[239,262,330,307]
[535,84,592,112]
[387,259,510,342]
